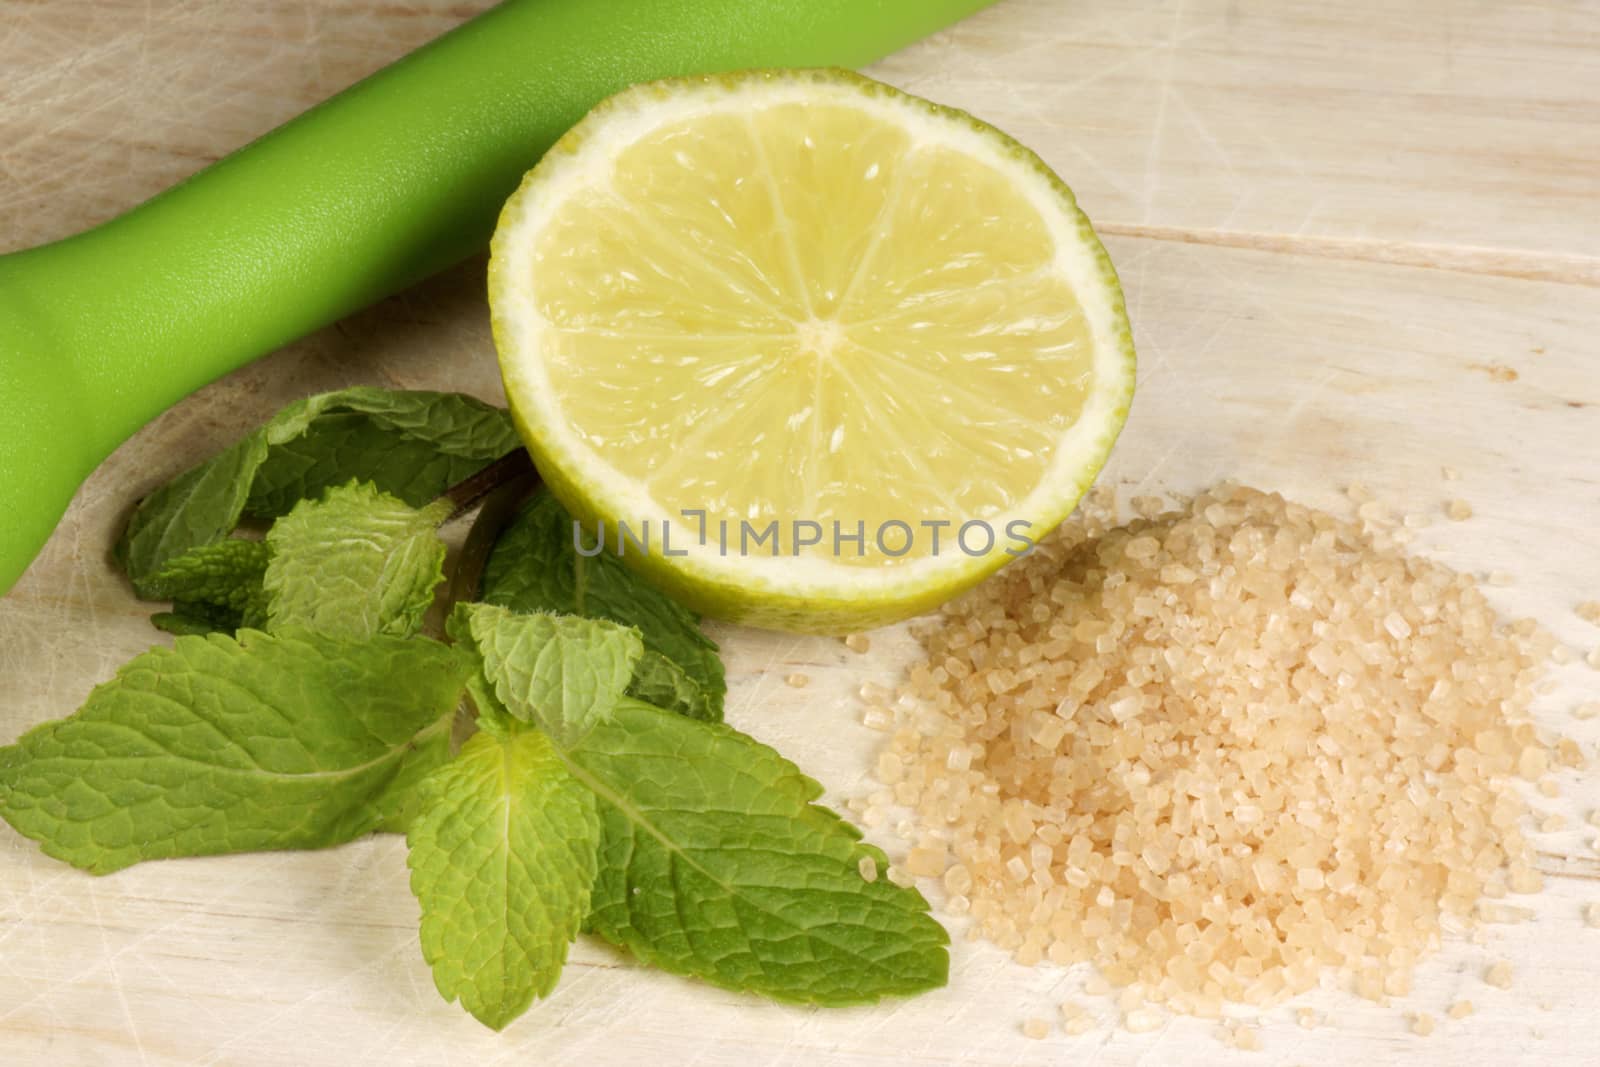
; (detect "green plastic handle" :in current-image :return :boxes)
[0,0,996,596]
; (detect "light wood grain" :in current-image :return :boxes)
[2,2,1599,1065]
[876,0,1600,266]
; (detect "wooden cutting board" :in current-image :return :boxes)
[2,2,1598,1064]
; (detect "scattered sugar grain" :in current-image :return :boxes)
[785,672,809,688]
[1022,1017,1050,1040]
[1409,1012,1436,1037]
[1447,999,1474,1020]
[1229,1024,1261,1052]
[1484,961,1514,989]
[1508,866,1544,893]
[904,846,947,878]
[1577,703,1600,722]
[1442,466,1461,481]
[1577,601,1600,626]
[1295,1007,1320,1029]
[1584,903,1600,928]
[1477,901,1534,924]
[858,681,889,703]
[861,706,892,731]
[1064,1015,1096,1037]
[844,633,872,654]
[1588,645,1600,669]
[857,855,878,883]
[1123,1009,1162,1034]
[1445,499,1473,520]
[1384,970,1412,998]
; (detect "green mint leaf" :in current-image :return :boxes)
[116,432,270,597]
[0,629,468,874]
[246,392,519,519]
[445,606,519,735]
[625,651,716,722]
[463,603,643,745]
[149,608,222,637]
[567,698,950,1005]
[482,494,725,722]
[245,416,490,520]
[407,725,600,1030]
[150,600,249,637]
[143,539,270,630]
[264,483,451,640]
[116,388,516,596]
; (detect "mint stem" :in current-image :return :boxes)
[441,449,536,521]
[448,467,542,607]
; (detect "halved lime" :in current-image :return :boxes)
[490,69,1134,632]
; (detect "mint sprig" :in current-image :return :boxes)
[407,721,601,1030]
[0,389,948,1032]
[0,629,467,874]
[116,387,519,597]
[426,605,948,1024]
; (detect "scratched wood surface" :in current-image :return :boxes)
[2,2,1599,1064]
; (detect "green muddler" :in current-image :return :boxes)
[0,0,997,596]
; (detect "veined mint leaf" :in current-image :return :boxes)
[246,393,519,519]
[481,495,725,723]
[451,608,701,736]
[147,539,270,612]
[0,629,469,874]
[116,388,516,596]
[566,698,949,1005]
[116,433,270,598]
[463,603,643,745]
[151,600,251,638]
[407,725,600,1030]
[264,483,451,640]
[142,539,271,634]
[624,651,715,722]
[445,606,518,735]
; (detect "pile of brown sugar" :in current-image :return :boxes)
[863,483,1573,1019]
